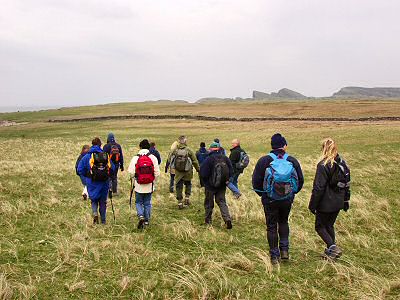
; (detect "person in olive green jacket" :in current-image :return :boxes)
[168,136,200,209]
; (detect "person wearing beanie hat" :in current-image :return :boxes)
[200,143,234,229]
[252,133,304,265]
[103,132,124,195]
[196,142,210,187]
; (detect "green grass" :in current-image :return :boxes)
[1,109,400,299]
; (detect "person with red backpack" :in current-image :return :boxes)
[103,133,124,195]
[128,139,160,229]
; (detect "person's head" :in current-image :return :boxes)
[139,139,151,150]
[107,132,115,143]
[81,144,90,154]
[214,138,220,143]
[200,142,206,148]
[92,137,102,146]
[231,139,240,148]
[271,133,287,150]
[150,142,156,148]
[321,138,338,166]
[209,142,220,152]
[178,135,187,145]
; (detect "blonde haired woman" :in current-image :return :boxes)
[309,138,351,260]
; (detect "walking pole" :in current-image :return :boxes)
[129,178,134,211]
[110,196,116,223]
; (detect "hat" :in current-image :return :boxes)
[271,133,287,149]
[209,142,220,150]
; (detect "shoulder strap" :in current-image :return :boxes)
[283,153,289,160]
[268,153,277,160]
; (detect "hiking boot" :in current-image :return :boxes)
[137,216,145,229]
[323,248,337,260]
[184,196,190,206]
[82,194,87,200]
[226,220,233,229]
[233,192,242,199]
[178,202,184,210]
[169,187,174,193]
[205,219,212,226]
[271,257,280,265]
[93,215,99,225]
[108,190,113,199]
[144,221,149,227]
[328,245,343,258]
[280,250,289,261]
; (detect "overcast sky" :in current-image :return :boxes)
[1,0,399,107]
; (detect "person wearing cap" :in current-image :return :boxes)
[252,133,304,264]
[200,142,234,229]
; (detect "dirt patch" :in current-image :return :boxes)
[0,120,18,127]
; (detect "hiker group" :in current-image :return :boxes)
[76,133,351,263]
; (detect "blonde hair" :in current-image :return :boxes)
[320,138,338,166]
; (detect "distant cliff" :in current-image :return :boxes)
[332,87,400,98]
[252,88,307,99]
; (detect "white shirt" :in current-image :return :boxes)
[128,149,161,193]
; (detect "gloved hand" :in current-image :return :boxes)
[120,166,124,172]
[165,166,168,173]
[343,201,349,212]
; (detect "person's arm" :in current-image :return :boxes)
[156,150,162,165]
[226,157,234,179]
[290,157,304,192]
[77,154,90,178]
[127,156,137,178]
[118,144,124,171]
[75,155,81,175]
[200,157,211,180]
[189,149,200,172]
[308,163,328,214]
[151,155,161,178]
[252,156,269,196]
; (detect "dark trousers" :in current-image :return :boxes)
[176,179,192,201]
[263,200,292,258]
[169,174,175,192]
[109,169,118,193]
[204,188,231,223]
[315,211,340,248]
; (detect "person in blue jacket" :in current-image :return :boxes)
[78,137,116,224]
[75,144,90,200]
[252,133,304,264]
[103,133,124,195]
[149,141,162,165]
[196,142,209,187]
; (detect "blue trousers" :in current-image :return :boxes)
[91,197,107,224]
[135,192,152,221]
[227,173,241,195]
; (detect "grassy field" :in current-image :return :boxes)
[1,101,400,299]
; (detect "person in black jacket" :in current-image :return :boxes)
[252,133,304,264]
[103,133,124,195]
[149,142,162,165]
[228,139,245,196]
[309,138,350,260]
[75,144,90,200]
[200,142,234,229]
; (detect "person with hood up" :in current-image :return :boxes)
[128,139,161,229]
[200,142,233,229]
[167,136,200,209]
[78,137,116,224]
[103,133,124,195]
[196,142,209,187]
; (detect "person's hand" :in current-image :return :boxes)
[120,166,124,172]
[343,201,349,212]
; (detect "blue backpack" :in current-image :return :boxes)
[263,153,299,201]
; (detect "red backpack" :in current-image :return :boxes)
[135,153,155,184]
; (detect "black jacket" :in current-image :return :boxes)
[229,145,244,174]
[200,151,234,191]
[252,149,304,204]
[309,155,350,213]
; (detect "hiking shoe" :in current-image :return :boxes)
[178,202,184,210]
[226,220,233,229]
[137,217,145,229]
[205,220,212,226]
[271,257,280,265]
[82,194,87,200]
[323,248,337,261]
[234,192,242,199]
[108,190,113,199]
[93,215,99,225]
[184,196,190,206]
[280,250,289,261]
[328,245,343,258]
[144,221,149,227]
[169,187,174,193]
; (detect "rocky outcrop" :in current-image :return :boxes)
[252,88,307,99]
[332,87,400,98]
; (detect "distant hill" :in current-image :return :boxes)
[332,87,400,98]
[253,88,307,100]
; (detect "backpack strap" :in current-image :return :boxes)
[283,153,289,160]
[268,153,277,160]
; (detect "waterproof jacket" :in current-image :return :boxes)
[229,145,245,174]
[77,145,116,200]
[252,149,304,204]
[168,143,200,182]
[196,147,209,165]
[103,134,124,171]
[200,150,233,191]
[309,155,350,213]
[75,153,85,175]
[149,146,162,165]
[165,141,179,174]
[127,149,161,193]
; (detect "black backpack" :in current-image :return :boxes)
[329,158,350,192]
[210,156,230,188]
[91,152,110,182]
